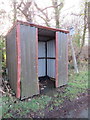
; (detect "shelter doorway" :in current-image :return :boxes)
[37,28,56,92]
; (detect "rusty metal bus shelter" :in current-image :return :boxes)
[6,20,69,99]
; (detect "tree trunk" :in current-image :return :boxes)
[12,0,17,24]
[70,36,79,73]
[76,2,88,59]
[52,0,60,28]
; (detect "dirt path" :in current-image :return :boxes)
[44,92,88,118]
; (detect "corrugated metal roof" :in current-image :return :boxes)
[17,20,69,33]
[6,20,69,36]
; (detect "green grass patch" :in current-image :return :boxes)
[2,70,88,118]
[51,70,88,104]
[68,71,88,89]
[64,70,88,100]
[2,95,51,118]
[19,96,51,112]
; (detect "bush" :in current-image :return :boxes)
[0,36,6,76]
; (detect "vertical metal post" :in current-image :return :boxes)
[16,23,21,98]
[45,41,47,76]
[70,36,79,73]
[36,28,39,91]
[55,32,59,87]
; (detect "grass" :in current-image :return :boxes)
[1,69,88,118]
[66,70,88,100]
[49,70,88,107]
[2,95,51,118]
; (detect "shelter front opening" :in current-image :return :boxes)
[38,28,56,92]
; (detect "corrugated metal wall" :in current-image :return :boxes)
[20,24,39,99]
[57,32,68,87]
[38,42,46,76]
[38,40,55,78]
[47,59,55,78]
[47,40,55,57]
[47,40,55,78]
[38,59,45,76]
[6,27,17,93]
[38,42,45,57]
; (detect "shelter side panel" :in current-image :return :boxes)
[57,32,68,87]
[6,27,17,93]
[20,24,39,99]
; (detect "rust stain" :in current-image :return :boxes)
[66,34,68,80]
[55,32,59,87]
[36,28,39,92]
[16,23,21,98]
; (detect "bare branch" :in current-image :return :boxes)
[34,2,51,25]
[34,2,47,17]
[22,2,32,14]
[41,3,63,11]
[36,14,50,27]
[71,13,83,16]
[17,1,32,22]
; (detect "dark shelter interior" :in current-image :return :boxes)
[38,28,56,94]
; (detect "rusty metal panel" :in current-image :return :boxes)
[56,32,68,87]
[20,24,39,99]
[6,27,17,93]
[16,24,21,98]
